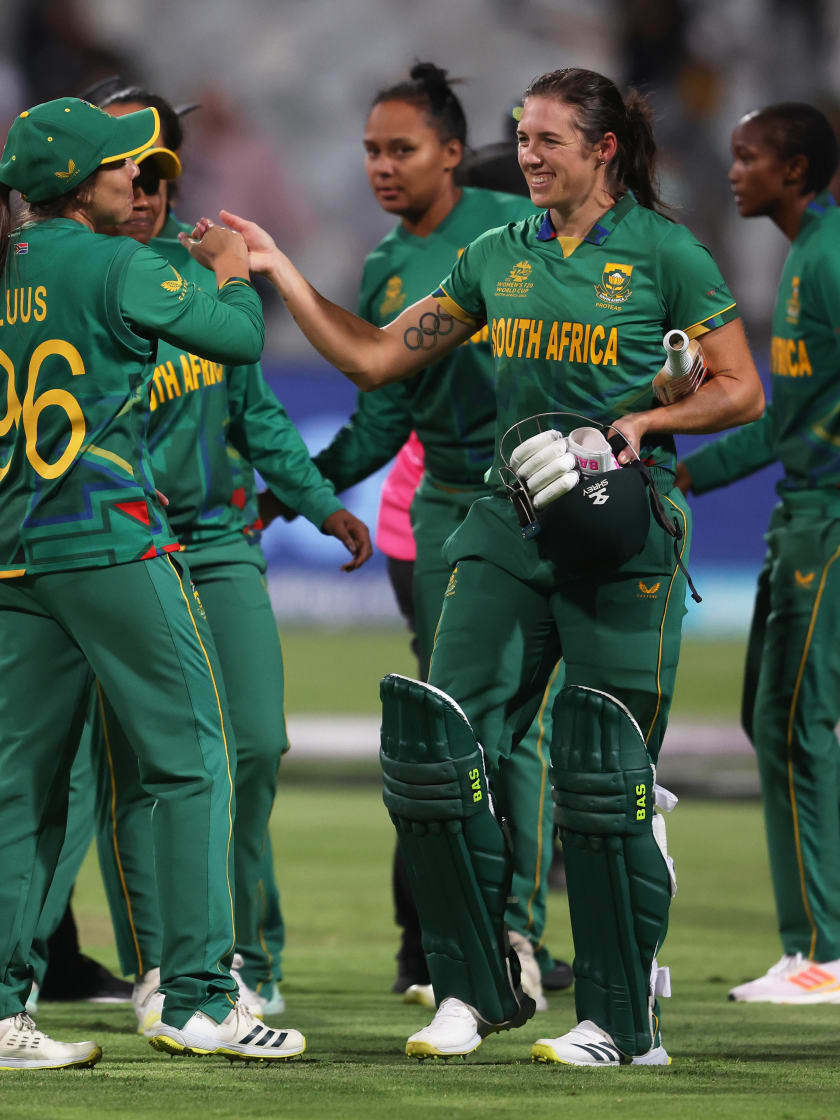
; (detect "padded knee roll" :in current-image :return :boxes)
[380,674,529,1027]
[551,685,673,1056]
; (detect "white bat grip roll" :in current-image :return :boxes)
[662,329,692,377]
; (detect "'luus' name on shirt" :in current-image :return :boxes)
[149,350,225,410]
[0,285,48,325]
[491,317,618,366]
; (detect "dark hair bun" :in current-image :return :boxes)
[372,62,467,147]
[410,62,450,91]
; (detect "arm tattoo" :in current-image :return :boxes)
[403,304,454,351]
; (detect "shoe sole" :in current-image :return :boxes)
[0,1045,103,1070]
[149,1033,305,1062]
[729,991,840,1004]
[406,1036,482,1060]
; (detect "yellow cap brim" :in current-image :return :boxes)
[136,146,182,180]
[100,106,160,165]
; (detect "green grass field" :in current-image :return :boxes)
[8,788,839,1119]
[5,632,806,1117]
[279,629,749,721]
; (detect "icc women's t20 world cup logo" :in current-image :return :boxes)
[595,262,633,306]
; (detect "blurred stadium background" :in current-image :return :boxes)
[2,0,839,787]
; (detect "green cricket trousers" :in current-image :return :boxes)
[0,554,237,1028]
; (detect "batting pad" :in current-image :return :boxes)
[551,685,673,1056]
[380,674,530,1028]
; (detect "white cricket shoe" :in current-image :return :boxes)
[403,983,435,1009]
[0,1013,102,1070]
[230,954,286,1018]
[148,1000,305,1062]
[729,954,840,1004]
[133,968,165,1037]
[531,1019,670,1066]
[508,929,549,1012]
[406,997,484,1059]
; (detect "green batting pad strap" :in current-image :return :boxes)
[553,769,654,835]
[379,674,525,1026]
[550,685,672,1056]
[381,749,489,821]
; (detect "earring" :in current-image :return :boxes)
[598,159,606,166]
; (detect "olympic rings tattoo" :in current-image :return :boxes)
[403,304,455,351]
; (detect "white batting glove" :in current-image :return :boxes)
[566,426,620,475]
[509,430,579,510]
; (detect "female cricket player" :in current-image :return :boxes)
[186,67,764,1065]
[678,102,840,1005]
[0,97,304,1067]
[302,61,566,1010]
[29,81,372,1034]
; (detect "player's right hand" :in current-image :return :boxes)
[178,221,249,277]
[509,430,579,509]
[218,210,280,276]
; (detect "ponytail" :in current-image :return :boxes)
[618,90,658,211]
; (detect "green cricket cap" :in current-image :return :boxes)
[0,97,160,203]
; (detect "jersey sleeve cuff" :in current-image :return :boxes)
[218,277,253,290]
[683,301,738,339]
[433,287,480,327]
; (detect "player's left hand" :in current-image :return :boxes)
[510,430,579,509]
[321,509,373,571]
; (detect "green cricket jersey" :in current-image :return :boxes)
[684,195,840,497]
[435,192,738,484]
[0,217,264,576]
[145,216,341,551]
[313,187,536,490]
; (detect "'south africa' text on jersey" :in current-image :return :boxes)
[491,317,618,366]
[150,349,225,410]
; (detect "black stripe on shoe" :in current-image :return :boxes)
[240,1026,264,1045]
[574,1043,620,1063]
[270,1032,288,1049]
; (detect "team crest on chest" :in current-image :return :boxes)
[379,275,406,317]
[595,262,633,307]
[786,276,801,324]
[495,260,534,298]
